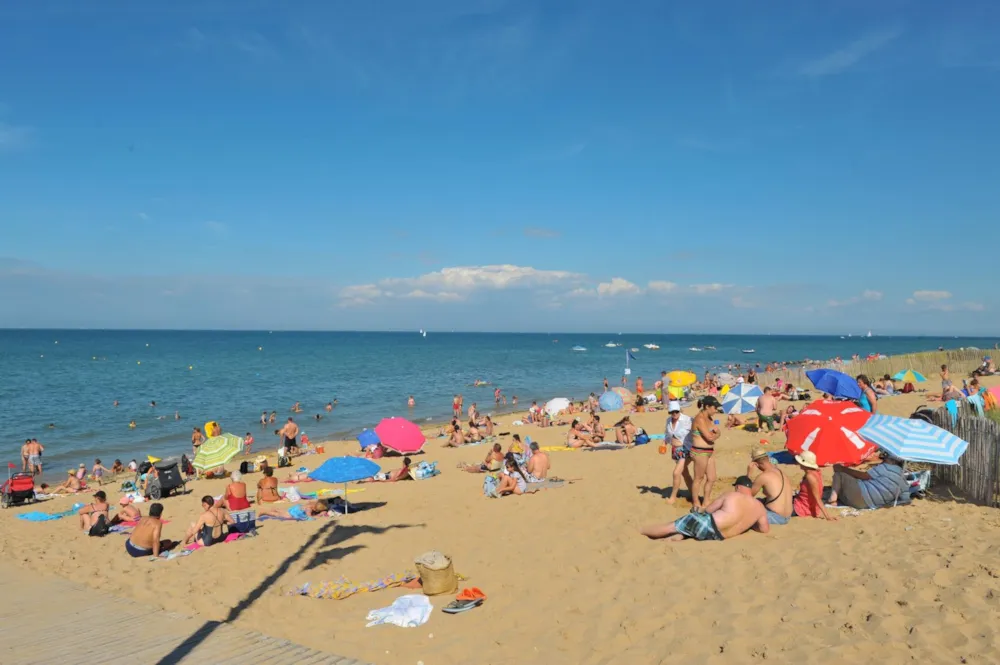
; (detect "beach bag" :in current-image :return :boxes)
[277,456,291,468]
[411,461,440,480]
[414,551,457,596]
[88,514,110,537]
[634,431,650,445]
[482,475,499,498]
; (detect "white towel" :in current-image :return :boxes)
[365,594,433,628]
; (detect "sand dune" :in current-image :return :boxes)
[2,382,998,665]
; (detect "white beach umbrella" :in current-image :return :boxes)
[544,398,571,416]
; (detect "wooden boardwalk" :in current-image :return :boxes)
[0,565,370,665]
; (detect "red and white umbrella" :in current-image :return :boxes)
[374,417,426,455]
[785,400,877,467]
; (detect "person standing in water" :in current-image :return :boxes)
[281,417,300,456]
[408,395,416,408]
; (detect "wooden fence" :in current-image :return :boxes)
[760,348,991,392]
[928,402,1000,506]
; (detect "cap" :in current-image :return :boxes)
[668,401,681,412]
[119,496,133,506]
[733,475,754,489]
[700,396,722,409]
[750,448,770,462]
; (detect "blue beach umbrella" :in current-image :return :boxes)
[598,391,624,412]
[805,369,862,400]
[308,457,382,513]
[721,384,764,414]
[858,414,969,465]
[357,428,380,450]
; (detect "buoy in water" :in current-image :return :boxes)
[137,361,141,365]
[188,365,193,370]
[258,346,262,351]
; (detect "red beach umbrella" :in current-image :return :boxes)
[785,400,877,467]
[374,417,426,455]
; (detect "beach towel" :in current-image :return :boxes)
[523,479,568,493]
[967,393,986,417]
[291,572,419,600]
[366,594,433,628]
[16,507,81,522]
[582,443,627,451]
[767,451,797,465]
[539,446,579,453]
[946,400,959,426]
[410,461,440,480]
[185,532,245,551]
[150,549,193,561]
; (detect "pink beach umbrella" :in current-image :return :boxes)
[374,417,426,455]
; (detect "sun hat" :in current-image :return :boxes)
[750,447,770,462]
[66,469,75,475]
[794,449,820,470]
[668,401,681,413]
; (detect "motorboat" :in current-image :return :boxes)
[705,346,716,350]
[741,349,755,354]
[572,346,587,352]
[630,347,639,352]
[688,347,702,352]
[643,343,660,350]
[604,342,620,348]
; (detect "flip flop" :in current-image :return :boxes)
[442,598,484,614]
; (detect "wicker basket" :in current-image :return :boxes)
[415,556,457,596]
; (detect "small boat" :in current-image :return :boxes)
[688,347,703,352]
[630,348,639,352]
[643,343,660,350]
[866,330,872,338]
[604,342,619,348]
[572,346,587,352]
[705,346,716,350]
[741,349,756,354]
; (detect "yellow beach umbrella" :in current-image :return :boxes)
[666,370,697,387]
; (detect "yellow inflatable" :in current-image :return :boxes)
[720,384,731,396]
[204,421,220,437]
[667,385,685,399]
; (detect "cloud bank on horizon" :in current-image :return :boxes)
[0,1,998,334]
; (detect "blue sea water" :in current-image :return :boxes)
[2,329,996,478]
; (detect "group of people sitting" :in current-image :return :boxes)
[456,434,554,497]
[441,413,495,446]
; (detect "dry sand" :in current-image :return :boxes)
[2,379,999,665]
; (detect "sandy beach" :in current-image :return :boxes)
[2,375,999,665]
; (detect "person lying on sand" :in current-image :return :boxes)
[360,457,412,483]
[258,499,332,521]
[257,467,281,503]
[111,496,141,524]
[725,414,743,429]
[526,442,549,479]
[459,443,504,473]
[78,491,110,533]
[641,476,770,541]
[183,495,228,547]
[49,470,83,494]
[125,503,173,557]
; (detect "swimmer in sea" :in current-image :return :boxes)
[129,420,137,429]
[150,401,156,407]
[325,402,333,412]
[113,400,119,407]
[408,395,415,407]
[314,414,322,421]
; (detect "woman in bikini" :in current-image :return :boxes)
[688,396,722,512]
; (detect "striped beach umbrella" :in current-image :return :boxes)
[721,383,763,414]
[858,414,968,465]
[193,432,244,471]
[892,369,927,383]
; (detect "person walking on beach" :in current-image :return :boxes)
[191,427,204,457]
[747,448,792,524]
[635,376,644,395]
[20,439,30,472]
[664,401,693,505]
[688,397,722,512]
[756,390,778,433]
[621,375,627,388]
[25,439,44,476]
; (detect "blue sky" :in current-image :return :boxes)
[1,0,997,334]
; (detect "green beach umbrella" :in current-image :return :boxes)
[193,432,244,471]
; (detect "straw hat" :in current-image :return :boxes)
[66,469,75,475]
[750,448,770,462]
[794,450,819,470]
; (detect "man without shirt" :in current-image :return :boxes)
[526,443,550,479]
[641,476,770,541]
[747,448,792,525]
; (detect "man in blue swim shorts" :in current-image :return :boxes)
[641,476,770,541]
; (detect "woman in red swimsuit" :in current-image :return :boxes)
[222,471,251,511]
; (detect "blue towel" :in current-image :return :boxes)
[649,434,665,440]
[768,451,797,465]
[17,509,78,522]
[967,393,985,417]
[946,400,959,426]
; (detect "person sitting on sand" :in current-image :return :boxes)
[791,450,837,521]
[641,476,770,541]
[78,490,111,534]
[49,470,83,494]
[111,459,124,474]
[466,420,483,443]
[828,452,909,510]
[613,416,637,445]
[588,414,605,442]
[747,449,792,525]
[444,425,466,447]
[459,443,504,473]
[111,496,141,524]
[483,415,495,437]
[125,503,172,557]
[360,457,412,483]
[183,495,229,547]
[497,456,529,496]
[256,467,281,503]
[258,499,332,521]
[566,420,593,448]
[526,442,550,479]
[223,471,251,511]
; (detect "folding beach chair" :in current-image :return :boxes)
[228,508,257,536]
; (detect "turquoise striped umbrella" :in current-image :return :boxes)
[858,414,968,465]
[193,432,244,470]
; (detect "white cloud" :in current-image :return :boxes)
[567,287,593,298]
[137,212,149,221]
[647,280,678,294]
[339,264,583,306]
[828,290,883,307]
[691,283,731,295]
[731,296,754,309]
[798,27,902,78]
[596,277,640,298]
[911,290,952,302]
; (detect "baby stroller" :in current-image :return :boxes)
[2,466,36,509]
[141,457,188,500]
